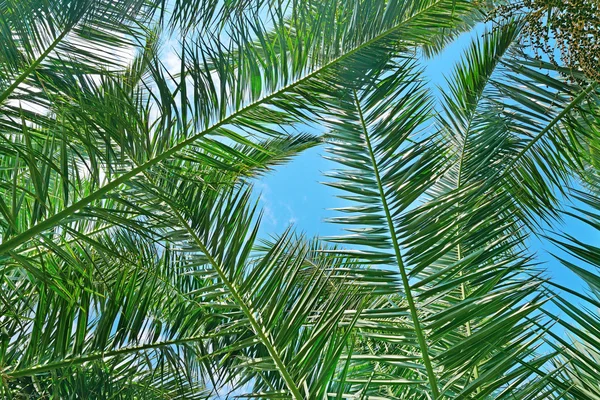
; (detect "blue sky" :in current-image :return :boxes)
[251,26,600,301]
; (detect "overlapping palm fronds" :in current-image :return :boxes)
[1,0,599,398]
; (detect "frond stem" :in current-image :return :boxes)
[161,194,304,399]
[502,81,598,178]
[0,28,70,104]
[455,120,479,381]
[6,334,210,379]
[352,90,440,398]
[0,0,453,256]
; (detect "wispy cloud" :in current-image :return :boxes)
[282,202,298,226]
[256,183,278,226]
[254,184,300,229]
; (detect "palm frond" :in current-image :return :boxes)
[0,0,478,257]
[543,190,600,399]
[321,39,554,397]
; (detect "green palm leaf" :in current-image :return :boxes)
[543,190,600,399]
[2,1,599,398]
[0,0,476,257]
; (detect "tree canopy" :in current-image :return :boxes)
[0,0,599,398]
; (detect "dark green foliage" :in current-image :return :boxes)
[0,0,599,398]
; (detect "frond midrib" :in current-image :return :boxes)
[6,334,212,379]
[352,90,440,398]
[158,187,305,399]
[0,0,457,256]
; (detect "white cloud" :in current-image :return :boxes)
[164,49,181,76]
[256,183,278,226]
[282,202,297,226]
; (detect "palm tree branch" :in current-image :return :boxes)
[4,335,211,379]
[152,183,304,399]
[0,0,467,256]
[443,24,520,382]
[502,81,599,176]
[352,89,440,398]
[0,29,70,105]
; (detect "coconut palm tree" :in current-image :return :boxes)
[0,0,598,398]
